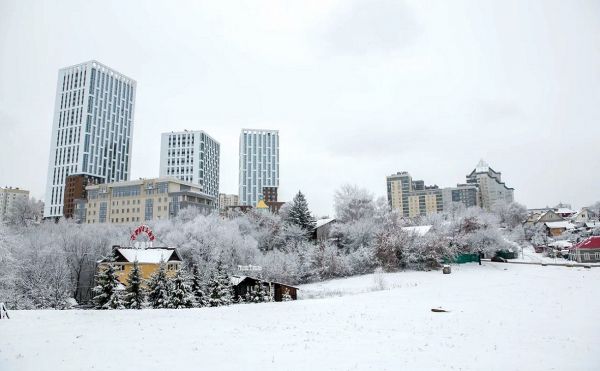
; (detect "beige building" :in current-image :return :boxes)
[219,193,239,210]
[0,187,30,219]
[386,172,443,218]
[466,160,514,210]
[81,177,215,224]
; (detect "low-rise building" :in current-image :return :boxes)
[569,236,600,263]
[97,246,182,286]
[0,187,30,219]
[544,221,576,237]
[82,177,215,224]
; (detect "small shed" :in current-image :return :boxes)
[231,275,298,302]
[313,218,336,241]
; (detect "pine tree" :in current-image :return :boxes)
[207,261,233,307]
[92,263,123,310]
[281,288,293,302]
[123,260,145,309]
[190,264,206,307]
[168,268,194,309]
[147,260,170,309]
[286,191,316,235]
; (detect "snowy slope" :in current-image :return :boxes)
[1,263,599,371]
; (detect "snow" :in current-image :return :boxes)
[548,240,573,248]
[544,221,575,230]
[401,225,432,236]
[1,264,599,371]
[117,248,175,264]
[315,217,335,228]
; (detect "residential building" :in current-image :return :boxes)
[44,60,136,218]
[159,130,220,202]
[572,207,598,224]
[0,187,29,219]
[239,129,279,206]
[63,174,102,219]
[219,193,239,210]
[81,177,215,224]
[465,160,514,210]
[386,172,443,218]
[262,186,278,202]
[569,236,600,263]
[97,246,182,286]
[441,184,479,210]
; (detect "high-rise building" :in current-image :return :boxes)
[466,160,514,210]
[63,174,103,219]
[386,172,443,218]
[238,129,279,206]
[81,177,215,224]
[441,184,480,210]
[159,130,220,202]
[0,187,30,219]
[219,193,239,210]
[44,60,136,218]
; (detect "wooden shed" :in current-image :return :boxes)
[231,276,298,302]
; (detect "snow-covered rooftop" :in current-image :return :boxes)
[554,208,575,215]
[117,248,177,264]
[548,240,572,248]
[401,225,432,236]
[544,221,575,230]
[316,218,336,229]
[572,236,600,250]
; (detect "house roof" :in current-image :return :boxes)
[548,240,572,248]
[402,225,432,236]
[544,221,575,230]
[316,218,336,229]
[230,275,299,289]
[109,247,182,264]
[554,208,575,215]
[571,236,600,250]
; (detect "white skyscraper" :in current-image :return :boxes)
[159,130,220,201]
[44,61,136,218]
[238,129,279,206]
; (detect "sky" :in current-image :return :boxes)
[0,0,599,217]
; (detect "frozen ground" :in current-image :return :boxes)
[1,263,599,371]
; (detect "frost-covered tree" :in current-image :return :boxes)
[168,268,194,309]
[285,191,316,235]
[146,260,171,309]
[4,197,43,227]
[207,261,233,307]
[334,184,375,223]
[123,260,145,309]
[93,263,123,310]
[492,201,528,229]
[190,264,206,307]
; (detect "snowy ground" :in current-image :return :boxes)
[1,263,599,371]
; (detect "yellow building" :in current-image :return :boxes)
[82,177,215,224]
[387,172,443,218]
[97,246,182,286]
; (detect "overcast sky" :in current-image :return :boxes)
[1,0,599,216]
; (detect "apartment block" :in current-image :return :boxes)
[466,160,514,210]
[81,177,215,224]
[0,187,30,219]
[239,129,279,206]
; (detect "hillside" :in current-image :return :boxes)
[1,263,599,371]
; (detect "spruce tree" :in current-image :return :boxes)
[168,268,194,309]
[147,260,170,309]
[286,191,316,235]
[207,261,233,307]
[123,260,145,309]
[190,264,206,307]
[92,263,123,310]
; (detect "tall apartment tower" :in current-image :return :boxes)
[159,130,220,202]
[44,61,136,218]
[466,160,514,210]
[386,171,443,218]
[238,129,279,206]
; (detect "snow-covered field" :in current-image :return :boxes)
[2,263,599,371]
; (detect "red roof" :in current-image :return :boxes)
[571,236,600,250]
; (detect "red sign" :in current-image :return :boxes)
[130,225,155,242]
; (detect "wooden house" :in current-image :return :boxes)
[97,246,182,286]
[231,275,298,302]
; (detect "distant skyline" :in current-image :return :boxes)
[1,0,599,216]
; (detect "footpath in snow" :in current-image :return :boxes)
[1,263,599,371]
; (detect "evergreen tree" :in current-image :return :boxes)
[250,279,272,303]
[286,191,316,235]
[168,268,194,309]
[123,260,145,309]
[207,261,233,307]
[281,288,293,302]
[190,264,206,307]
[146,260,171,309]
[92,263,123,310]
